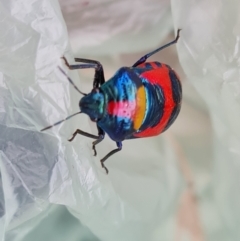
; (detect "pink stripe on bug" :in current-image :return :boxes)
[107,100,136,119]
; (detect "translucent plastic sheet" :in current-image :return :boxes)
[172,1,240,241]
[1,0,240,241]
[59,0,172,55]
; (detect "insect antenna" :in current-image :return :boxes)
[41,111,81,131]
[58,66,87,96]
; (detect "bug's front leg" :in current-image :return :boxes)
[62,56,105,88]
[68,129,99,142]
[100,142,122,174]
[68,127,105,157]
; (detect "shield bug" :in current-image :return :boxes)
[41,29,182,174]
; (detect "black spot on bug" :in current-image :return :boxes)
[155,62,162,67]
[144,63,152,69]
[165,65,182,105]
[168,68,182,104]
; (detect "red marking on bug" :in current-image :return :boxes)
[135,64,175,137]
[107,100,136,119]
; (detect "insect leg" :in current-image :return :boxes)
[100,142,122,174]
[132,29,181,67]
[68,128,105,156]
[75,58,105,88]
[62,57,105,88]
[68,129,99,142]
[92,126,105,156]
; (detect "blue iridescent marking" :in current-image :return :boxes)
[97,67,141,141]
[103,67,141,102]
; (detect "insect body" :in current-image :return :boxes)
[41,29,182,174]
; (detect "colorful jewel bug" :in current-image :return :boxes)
[41,29,182,174]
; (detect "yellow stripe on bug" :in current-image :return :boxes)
[133,86,146,130]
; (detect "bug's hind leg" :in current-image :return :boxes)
[62,57,105,88]
[132,29,181,67]
[100,142,122,174]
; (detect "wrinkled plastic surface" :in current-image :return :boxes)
[172,1,240,240]
[0,1,182,241]
[59,0,172,55]
[1,0,240,241]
